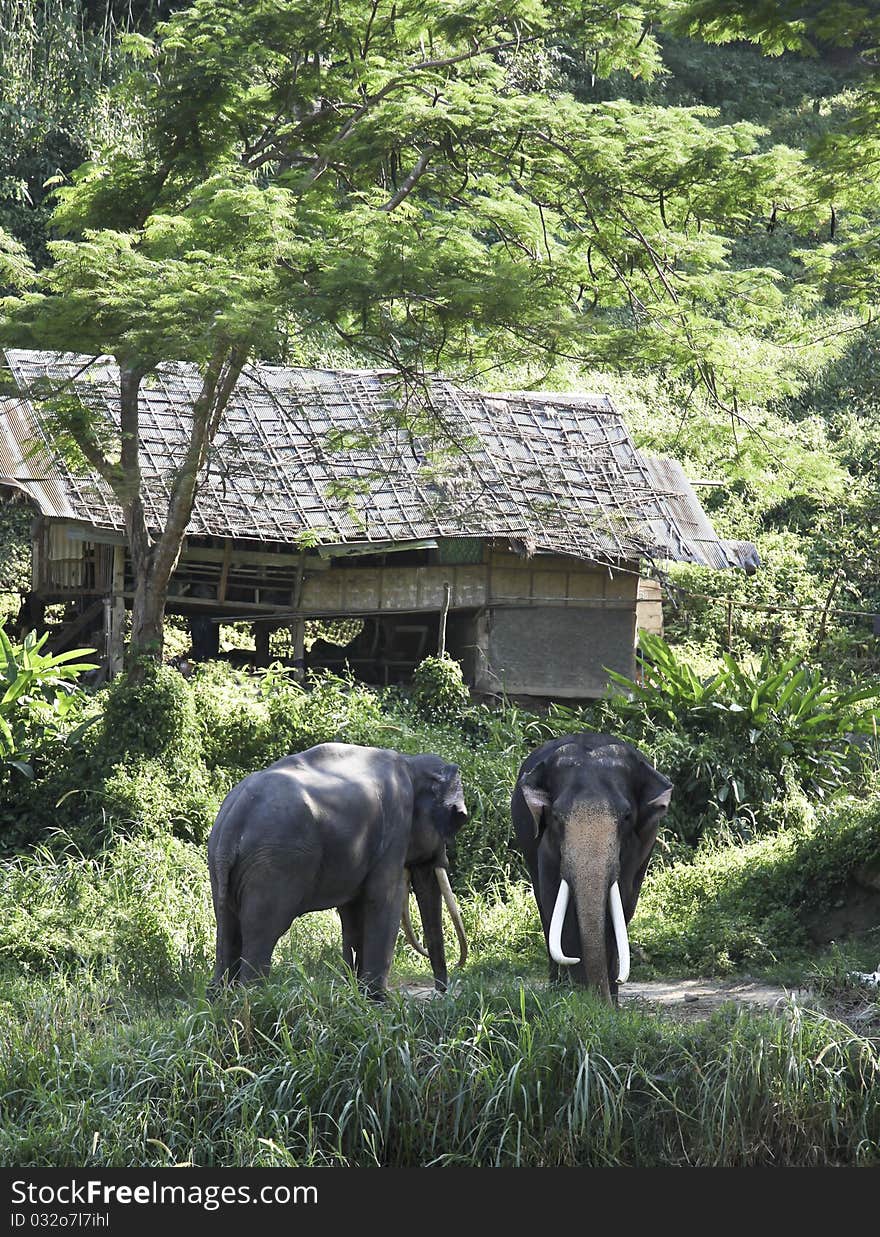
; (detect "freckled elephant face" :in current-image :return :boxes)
[512,734,672,1001]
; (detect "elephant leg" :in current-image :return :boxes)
[358,870,407,1000]
[526,855,560,984]
[409,864,448,992]
[238,887,302,983]
[338,900,364,975]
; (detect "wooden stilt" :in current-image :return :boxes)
[107,544,126,676]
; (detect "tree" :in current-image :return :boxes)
[0,0,823,666]
[668,2,880,308]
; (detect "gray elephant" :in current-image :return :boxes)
[511,733,672,1003]
[208,742,468,998]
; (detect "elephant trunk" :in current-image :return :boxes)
[561,804,619,1003]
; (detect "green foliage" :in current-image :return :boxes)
[268,670,385,756]
[98,758,219,846]
[368,707,526,889]
[0,0,132,267]
[189,661,273,777]
[635,792,880,974]
[0,834,213,985]
[0,662,218,853]
[591,633,879,841]
[191,662,385,778]
[0,626,98,779]
[97,660,201,763]
[410,654,470,720]
[107,835,214,990]
[0,498,32,627]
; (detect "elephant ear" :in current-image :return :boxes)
[431,764,468,838]
[635,761,673,862]
[519,760,551,838]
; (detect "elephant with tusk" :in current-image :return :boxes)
[512,733,672,1004]
[208,742,468,999]
[399,866,468,983]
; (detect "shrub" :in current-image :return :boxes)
[370,708,525,889]
[191,663,385,776]
[410,655,470,720]
[97,662,202,765]
[98,758,221,846]
[0,835,213,988]
[190,661,273,776]
[538,634,880,846]
[609,634,877,797]
[634,794,880,974]
[268,670,384,756]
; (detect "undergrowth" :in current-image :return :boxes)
[0,971,876,1167]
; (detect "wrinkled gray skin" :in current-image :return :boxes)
[208,742,467,999]
[512,733,672,1004]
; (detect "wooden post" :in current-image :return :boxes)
[438,581,451,656]
[254,622,270,666]
[107,544,126,676]
[291,618,305,681]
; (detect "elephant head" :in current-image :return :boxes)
[512,734,672,1002]
[400,755,469,990]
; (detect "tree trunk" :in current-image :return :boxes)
[125,494,172,672]
[111,343,249,676]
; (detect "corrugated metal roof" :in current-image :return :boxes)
[0,350,755,570]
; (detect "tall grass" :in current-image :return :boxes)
[0,972,877,1166]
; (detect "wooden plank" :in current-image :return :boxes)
[382,569,418,610]
[604,569,638,601]
[491,568,528,602]
[344,569,381,611]
[178,546,330,570]
[317,538,438,557]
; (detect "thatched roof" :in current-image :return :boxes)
[0,349,753,570]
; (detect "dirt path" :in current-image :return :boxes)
[620,977,796,1021]
[399,977,799,1021]
[399,975,880,1028]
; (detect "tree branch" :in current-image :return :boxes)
[379,147,436,211]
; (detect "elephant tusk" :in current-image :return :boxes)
[435,867,468,969]
[549,878,580,966]
[401,872,430,958]
[609,881,630,984]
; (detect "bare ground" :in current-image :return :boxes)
[620,977,796,1022]
[398,976,880,1028]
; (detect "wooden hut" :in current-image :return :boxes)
[0,350,757,698]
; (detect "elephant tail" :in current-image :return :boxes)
[208,791,246,913]
[210,836,240,916]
